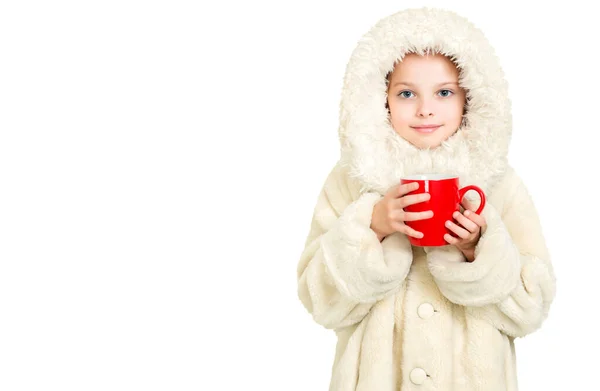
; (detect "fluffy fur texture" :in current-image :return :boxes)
[297,7,556,391]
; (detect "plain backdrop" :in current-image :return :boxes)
[1,0,599,390]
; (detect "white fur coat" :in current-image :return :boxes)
[297,7,556,391]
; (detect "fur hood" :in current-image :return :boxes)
[337,7,512,197]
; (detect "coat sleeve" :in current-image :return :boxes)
[297,162,413,330]
[425,170,556,337]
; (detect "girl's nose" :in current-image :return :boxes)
[417,108,434,117]
[417,100,434,117]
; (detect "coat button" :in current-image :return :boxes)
[417,303,435,319]
[410,367,427,385]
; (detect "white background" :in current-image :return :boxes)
[0,0,598,390]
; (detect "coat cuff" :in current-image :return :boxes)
[425,202,522,307]
[320,192,414,303]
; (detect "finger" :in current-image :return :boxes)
[444,233,459,244]
[452,211,478,233]
[461,197,479,212]
[400,210,434,222]
[393,222,423,239]
[394,181,420,198]
[395,192,431,208]
[463,209,487,227]
[445,220,471,239]
[461,197,473,210]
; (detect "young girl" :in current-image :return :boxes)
[296,7,556,391]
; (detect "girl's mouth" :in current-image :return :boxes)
[411,125,441,133]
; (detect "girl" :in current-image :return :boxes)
[296,7,556,391]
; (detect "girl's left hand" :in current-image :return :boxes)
[444,198,487,252]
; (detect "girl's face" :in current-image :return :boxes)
[386,53,466,149]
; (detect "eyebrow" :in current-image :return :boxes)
[391,81,459,88]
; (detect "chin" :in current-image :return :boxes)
[411,138,444,150]
[395,127,457,150]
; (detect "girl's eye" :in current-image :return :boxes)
[438,89,454,97]
[397,90,454,99]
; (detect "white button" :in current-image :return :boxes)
[418,303,435,319]
[410,367,427,385]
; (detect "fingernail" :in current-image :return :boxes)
[465,210,471,216]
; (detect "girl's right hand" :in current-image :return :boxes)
[370,182,434,241]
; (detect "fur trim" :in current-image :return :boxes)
[424,202,522,306]
[337,7,512,197]
[320,192,413,303]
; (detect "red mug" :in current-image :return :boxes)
[400,174,486,247]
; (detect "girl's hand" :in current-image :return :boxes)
[444,198,487,260]
[370,182,435,242]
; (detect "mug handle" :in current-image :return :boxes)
[457,185,486,214]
